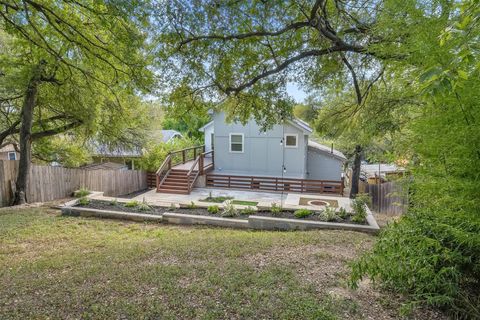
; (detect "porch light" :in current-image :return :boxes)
[280,139,283,146]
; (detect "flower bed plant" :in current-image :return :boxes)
[75,200,367,224]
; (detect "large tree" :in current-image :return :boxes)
[156,0,387,124]
[0,1,152,204]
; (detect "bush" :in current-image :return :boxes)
[240,206,255,215]
[337,207,349,219]
[322,207,338,222]
[294,209,312,218]
[351,193,370,223]
[74,188,90,198]
[351,208,480,317]
[138,198,152,211]
[221,200,238,217]
[207,205,220,214]
[78,196,89,206]
[187,201,197,209]
[109,198,118,206]
[270,203,282,215]
[124,200,139,208]
[168,203,177,211]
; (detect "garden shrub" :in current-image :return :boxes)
[207,205,219,214]
[322,207,338,222]
[294,209,312,218]
[78,196,89,206]
[270,203,282,215]
[168,203,176,211]
[187,201,197,209]
[109,198,118,206]
[240,206,255,215]
[138,198,152,211]
[74,188,90,198]
[221,200,238,217]
[351,193,370,223]
[124,200,139,208]
[337,207,349,220]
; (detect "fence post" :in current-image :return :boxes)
[199,154,204,175]
[182,149,186,163]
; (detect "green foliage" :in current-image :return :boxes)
[207,205,220,214]
[231,200,258,206]
[138,198,152,212]
[109,199,118,206]
[77,197,89,206]
[221,200,238,218]
[138,137,199,172]
[270,203,282,215]
[351,194,370,223]
[74,188,90,198]
[168,203,177,211]
[200,195,234,203]
[187,201,197,209]
[294,209,313,219]
[338,207,349,220]
[240,206,256,215]
[124,200,139,208]
[321,207,338,222]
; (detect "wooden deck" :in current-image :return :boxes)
[173,157,213,170]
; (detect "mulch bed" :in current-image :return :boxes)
[75,200,366,224]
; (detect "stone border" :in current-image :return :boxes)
[60,192,380,234]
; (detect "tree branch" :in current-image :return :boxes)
[225,44,365,94]
[179,21,311,48]
[31,120,82,140]
[340,53,362,104]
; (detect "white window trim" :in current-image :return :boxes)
[7,152,17,160]
[284,134,298,148]
[229,133,244,153]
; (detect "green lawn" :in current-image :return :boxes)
[0,207,434,319]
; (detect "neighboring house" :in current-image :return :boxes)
[0,143,19,161]
[361,163,406,184]
[199,112,346,180]
[90,130,183,170]
[81,162,128,171]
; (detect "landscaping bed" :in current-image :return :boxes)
[75,199,367,225]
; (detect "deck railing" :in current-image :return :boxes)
[206,174,344,195]
[155,146,214,191]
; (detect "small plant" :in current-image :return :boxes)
[168,203,177,211]
[294,209,312,218]
[187,201,197,209]
[109,198,118,206]
[138,198,152,212]
[322,206,338,222]
[124,200,139,208]
[337,207,349,219]
[270,202,282,215]
[78,196,89,206]
[240,206,255,215]
[199,195,234,203]
[74,187,90,198]
[207,205,220,214]
[351,193,370,223]
[221,200,238,217]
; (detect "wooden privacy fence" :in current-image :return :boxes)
[365,181,408,215]
[206,174,344,195]
[0,160,147,207]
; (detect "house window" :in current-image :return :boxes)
[284,134,298,148]
[229,133,244,153]
[7,152,16,160]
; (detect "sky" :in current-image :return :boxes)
[286,83,307,103]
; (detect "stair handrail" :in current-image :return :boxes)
[186,155,201,192]
[155,153,172,189]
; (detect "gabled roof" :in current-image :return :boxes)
[82,162,128,170]
[198,121,214,132]
[308,140,347,162]
[161,129,183,143]
[290,118,313,134]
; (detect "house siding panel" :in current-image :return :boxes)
[307,149,344,180]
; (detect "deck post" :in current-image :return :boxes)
[182,150,186,163]
[193,148,197,160]
[199,154,204,175]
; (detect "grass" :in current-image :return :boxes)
[231,200,258,206]
[0,207,436,319]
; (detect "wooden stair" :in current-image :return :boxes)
[157,169,197,194]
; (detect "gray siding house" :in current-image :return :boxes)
[199,112,346,181]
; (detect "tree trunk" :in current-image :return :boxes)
[349,144,362,199]
[12,61,46,205]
